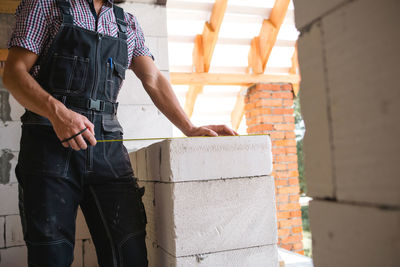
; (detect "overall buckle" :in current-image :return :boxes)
[87,99,105,112]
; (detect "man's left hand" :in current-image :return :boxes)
[185,125,239,137]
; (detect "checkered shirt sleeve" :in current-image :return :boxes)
[7,0,50,55]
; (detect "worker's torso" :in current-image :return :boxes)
[17,0,134,181]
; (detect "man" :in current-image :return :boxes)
[3,0,238,266]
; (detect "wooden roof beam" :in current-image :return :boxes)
[290,42,301,96]
[184,0,228,118]
[171,72,300,86]
[231,0,290,130]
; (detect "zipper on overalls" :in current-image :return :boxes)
[87,32,103,172]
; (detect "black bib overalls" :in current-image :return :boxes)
[15,1,148,266]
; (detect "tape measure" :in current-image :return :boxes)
[96,133,269,143]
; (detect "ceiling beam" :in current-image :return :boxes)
[184,0,228,118]
[231,0,290,130]
[290,42,300,96]
[171,72,300,86]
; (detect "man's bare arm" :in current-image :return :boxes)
[130,56,238,137]
[3,47,96,150]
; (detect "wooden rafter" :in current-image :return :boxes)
[171,72,300,86]
[184,0,228,118]
[290,43,300,97]
[0,1,20,14]
[231,0,290,130]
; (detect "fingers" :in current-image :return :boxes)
[82,127,97,146]
[74,134,88,150]
[206,128,218,137]
[68,138,80,151]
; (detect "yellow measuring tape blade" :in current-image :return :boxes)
[96,133,270,143]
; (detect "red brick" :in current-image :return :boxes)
[280,244,293,251]
[285,146,298,153]
[256,83,282,91]
[289,170,299,177]
[256,99,282,107]
[292,226,303,234]
[293,242,304,250]
[290,210,302,218]
[244,102,256,110]
[272,92,293,99]
[283,116,295,123]
[283,99,294,107]
[277,211,290,219]
[274,124,295,131]
[278,203,301,211]
[285,131,296,138]
[281,234,302,244]
[279,218,302,228]
[272,147,286,154]
[281,84,293,91]
[276,195,289,203]
[277,186,300,194]
[275,179,288,186]
[278,228,290,237]
[275,155,298,163]
[288,178,299,185]
[274,164,288,171]
[289,195,300,202]
[270,131,285,139]
[273,139,297,147]
[287,163,299,170]
[272,108,294,115]
[274,171,291,178]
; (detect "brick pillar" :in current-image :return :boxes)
[244,83,304,254]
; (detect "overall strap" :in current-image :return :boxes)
[57,0,74,25]
[113,5,128,40]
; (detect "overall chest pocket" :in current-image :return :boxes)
[105,61,126,102]
[48,53,90,94]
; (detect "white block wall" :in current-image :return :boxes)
[295,0,400,266]
[0,1,171,266]
[130,135,278,267]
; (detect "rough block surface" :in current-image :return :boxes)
[0,217,4,248]
[5,215,24,247]
[293,0,349,29]
[131,135,273,182]
[0,184,18,216]
[310,200,400,267]
[323,0,400,206]
[298,22,334,199]
[149,243,278,267]
[0,246,27,267]
[154,176,277,257]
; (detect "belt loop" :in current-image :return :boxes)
[62,95,67,104]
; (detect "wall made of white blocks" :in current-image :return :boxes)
[295,0,400,266]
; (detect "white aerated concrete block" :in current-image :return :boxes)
[150,244,278,267]
[0,217,4,248]
[0,121,21,151]
[118,104,173,151]
[0,246,27,267]
[133,135,272,182]
[75,207,90,240]
[154,176,277,257]
[72,240,83,267]
[298,22,334,199]
[8,95,25,122]
[293,0,349,29]
[5,215,24,247]
[119,3,167,37]
[83,239,98,267]
[0,184,19,216]
[118,70,170,105]
[322,0,400,206]
[310,200,400,267]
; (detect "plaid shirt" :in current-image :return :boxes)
[7,0,155,79]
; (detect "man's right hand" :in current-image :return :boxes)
[3,47,97,151]
[49,107,97,151]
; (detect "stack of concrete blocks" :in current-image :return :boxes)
[0,0,172,265]
[294,0,400,266]
[129,135,278,266]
